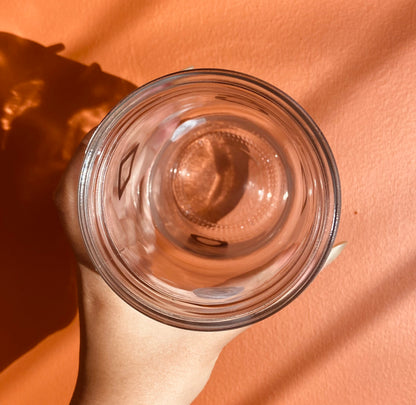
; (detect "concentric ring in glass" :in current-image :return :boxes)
[78,69,341,331]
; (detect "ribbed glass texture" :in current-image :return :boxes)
[78,69,341,330]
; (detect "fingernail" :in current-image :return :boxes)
[323,242,347,268]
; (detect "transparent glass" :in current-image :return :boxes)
[78,69,341,331]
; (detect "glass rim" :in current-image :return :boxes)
[78,68,341,331]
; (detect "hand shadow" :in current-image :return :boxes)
[0,32,136,371]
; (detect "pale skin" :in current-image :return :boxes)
[54,131,246,405]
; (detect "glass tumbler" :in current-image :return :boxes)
[78,69,341,331]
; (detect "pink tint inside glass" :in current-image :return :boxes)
[78,69,341,330]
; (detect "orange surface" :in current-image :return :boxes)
[0,1,415,404]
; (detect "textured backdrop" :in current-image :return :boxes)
[0,1,415,404]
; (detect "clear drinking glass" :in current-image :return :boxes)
[78,69,341,331]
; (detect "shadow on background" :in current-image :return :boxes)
[237,256,416,405]
[302,0,416,120]
[0,32,135,371]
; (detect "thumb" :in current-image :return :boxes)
[54,129,96,268]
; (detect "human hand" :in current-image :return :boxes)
[54,130,246,405]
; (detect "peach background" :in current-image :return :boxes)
[0,1,415,404]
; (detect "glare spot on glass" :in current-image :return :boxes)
[171,117,206,142]
[246,180,255,189]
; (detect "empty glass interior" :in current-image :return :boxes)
[79,70,340,330]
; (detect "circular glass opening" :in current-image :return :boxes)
[78,69,341,331]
